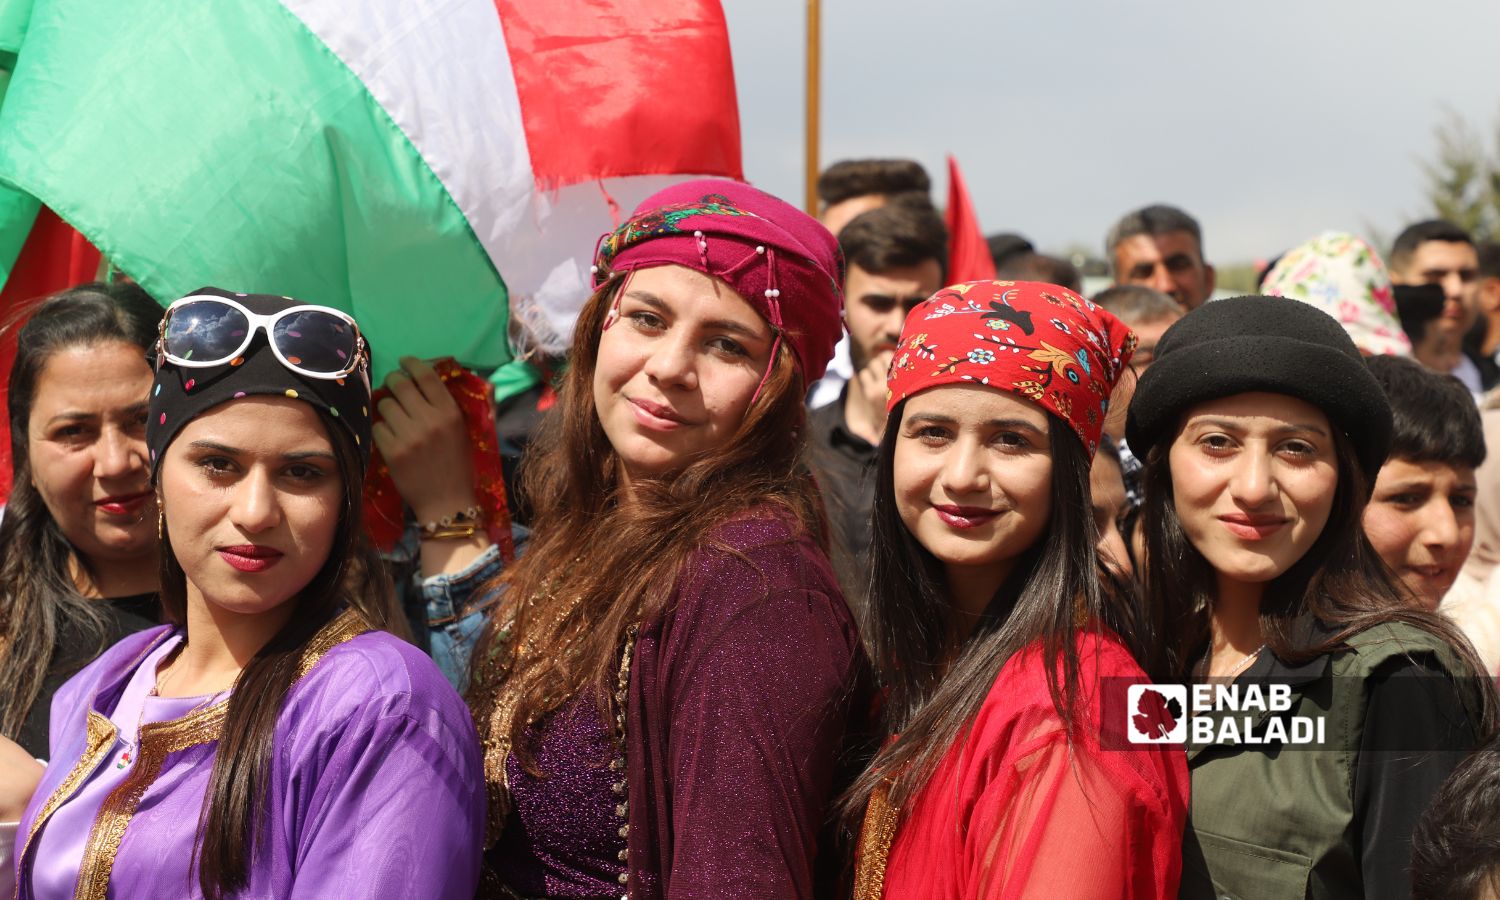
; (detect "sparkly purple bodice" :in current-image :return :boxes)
[489,692,627,896]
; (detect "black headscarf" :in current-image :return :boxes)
[147,287,373,478]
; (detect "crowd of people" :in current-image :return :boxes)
[0,159,1497,899]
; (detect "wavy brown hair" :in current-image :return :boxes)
[1139,425,1498,733]
[469,277,827,770]
[155,407,404,900]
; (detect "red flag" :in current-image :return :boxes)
[493,0,743,189]
[0,207,104,499]
[945,154,996,283]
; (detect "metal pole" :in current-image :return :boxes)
[805,0,820,216]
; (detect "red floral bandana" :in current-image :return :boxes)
[886,281,1136,456]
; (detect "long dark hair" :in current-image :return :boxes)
[1139,423,1498,733]
[469,277,828,771]
[155,406,402,900]
[842,403,1143,826]
[0,282,162,739]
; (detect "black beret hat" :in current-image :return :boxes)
[148,287,373,479]
[1125,295,1393,482]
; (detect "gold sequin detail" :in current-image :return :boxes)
[471,578,639,895]
[472,582,586,844]
[611,624,638,899]
[853,782,900,900]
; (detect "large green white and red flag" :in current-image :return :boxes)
[0,0,744,381]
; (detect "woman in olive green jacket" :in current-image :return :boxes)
[1126,295,1496,900]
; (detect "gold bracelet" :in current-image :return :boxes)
[419,505,483,540]
[423,522,479,541]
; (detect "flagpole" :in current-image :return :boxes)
[804,0,820,215]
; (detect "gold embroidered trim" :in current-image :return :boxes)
[68,609,369,900]
[14,711,117,900]
[15,629,166,897]
[853,782,900,900]
[72,702,226,900]
[297,608,368,679]
[470,577,585,846]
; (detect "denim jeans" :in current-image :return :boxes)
[390,524,526,692]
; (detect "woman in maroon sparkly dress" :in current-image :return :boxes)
[467,179,865,899]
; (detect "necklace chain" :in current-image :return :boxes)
[1196,644,1266,680]
[152,641,241,699]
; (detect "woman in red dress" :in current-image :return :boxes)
[848,280,1188,899]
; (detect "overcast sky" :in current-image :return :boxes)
[722,0,1499,264]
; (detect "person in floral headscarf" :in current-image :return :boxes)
[1260,231,1412,358]
[845,280,1188,899]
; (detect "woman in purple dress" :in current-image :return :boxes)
[468,179,866,898]
[4,288,483,898]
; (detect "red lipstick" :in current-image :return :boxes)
[96,491,152,517]
[217,544,284,573]
[933,504,1000,529]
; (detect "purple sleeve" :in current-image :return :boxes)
[279,651,485,898]
[46,671,92,764]
[658,535,860,898]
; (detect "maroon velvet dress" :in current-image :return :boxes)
[487,510,866,899]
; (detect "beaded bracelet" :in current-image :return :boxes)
[419,505,483,541]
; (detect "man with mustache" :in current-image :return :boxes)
[808,201,945,611]
[1105,203,1216,310]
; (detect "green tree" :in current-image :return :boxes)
[1422,108,1500,241]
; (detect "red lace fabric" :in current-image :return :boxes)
[873,631,1188,899]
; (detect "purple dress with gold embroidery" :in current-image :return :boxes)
[14,612,484,899]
